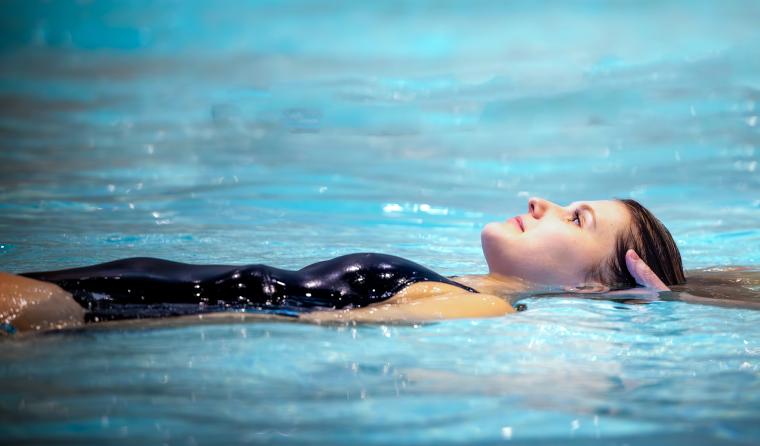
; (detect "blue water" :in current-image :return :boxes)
[1,1,759,444]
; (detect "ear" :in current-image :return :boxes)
[561,283,611,294]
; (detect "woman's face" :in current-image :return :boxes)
[481,197,631,286]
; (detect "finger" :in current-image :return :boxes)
[626,250,669,291]
[626,249,670,291]
[624,249,644,285]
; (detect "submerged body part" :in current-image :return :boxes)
[21,253,478,322]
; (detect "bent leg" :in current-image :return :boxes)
[0,272,85,333]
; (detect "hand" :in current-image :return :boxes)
[625,249,670,292]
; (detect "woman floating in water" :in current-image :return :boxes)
[0,197,692,333]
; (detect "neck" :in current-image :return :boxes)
[453,272,570,297]
[452,273,530,296]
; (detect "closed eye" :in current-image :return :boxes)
[572,210,582,226]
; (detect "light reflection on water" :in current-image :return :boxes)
[0,1,759,444]
[1,300,759,444]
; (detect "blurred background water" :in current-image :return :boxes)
[0,1,758,445]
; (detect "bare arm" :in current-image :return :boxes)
[624,250,760,310]
[300,282,515,324]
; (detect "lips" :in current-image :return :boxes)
[513,216,525,232]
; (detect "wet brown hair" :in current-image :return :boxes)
[589,199,686,289]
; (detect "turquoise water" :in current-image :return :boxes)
[1,1,759,444]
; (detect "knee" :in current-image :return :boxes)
[0,273,85,333]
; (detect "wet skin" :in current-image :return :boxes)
[1,197,684,332]
[481,197,631,287]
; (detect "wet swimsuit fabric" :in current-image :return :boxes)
[21,253,478,322]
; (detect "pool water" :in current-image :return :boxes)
[1,1,759,444]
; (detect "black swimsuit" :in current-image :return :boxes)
[21,253,478,322]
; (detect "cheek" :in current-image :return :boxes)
[535,232,597,281]
[532,230,580,264]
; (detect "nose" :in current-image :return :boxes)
[528,197,557,219]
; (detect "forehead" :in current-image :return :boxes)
[572,199,631,233]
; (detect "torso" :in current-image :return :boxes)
[3,259,527,331]
[20,253,489,321]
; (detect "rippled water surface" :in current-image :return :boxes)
[1,1,759,444]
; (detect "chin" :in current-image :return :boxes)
[480,221,506,241]
[480,223,500,254]
[480,223,511,274]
